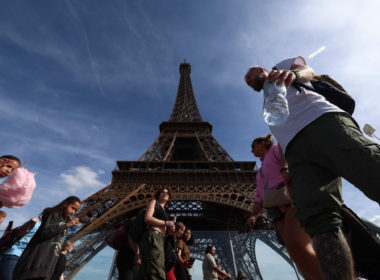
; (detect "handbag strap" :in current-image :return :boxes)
[292,82,315,92]
[259,168,269,191]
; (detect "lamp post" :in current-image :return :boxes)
[363,123,380,140]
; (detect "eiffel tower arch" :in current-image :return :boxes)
[64,62,301,279]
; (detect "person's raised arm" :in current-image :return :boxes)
[290,64,315,83]
[15,217,39,238]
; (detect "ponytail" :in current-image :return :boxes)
[251,134,274,150]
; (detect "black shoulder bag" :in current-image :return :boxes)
[293,80,355,116]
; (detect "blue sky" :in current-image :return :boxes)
[1,0,380,279]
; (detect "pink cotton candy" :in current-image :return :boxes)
[0,167,36,208]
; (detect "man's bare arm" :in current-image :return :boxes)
[267,57,315,88]
[290,64,315,83]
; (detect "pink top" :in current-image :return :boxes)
[254,144,284,204]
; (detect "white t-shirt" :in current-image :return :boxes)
[269,57,344,151]
[202,253,218,280]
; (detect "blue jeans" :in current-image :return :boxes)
[0,254,19,280]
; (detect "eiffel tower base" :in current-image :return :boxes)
[107,230,302,280]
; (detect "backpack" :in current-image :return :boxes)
[0,219,37,253]
[106,209,148,250]
[293,74,355,115]
[124,209,148,244]
[105,225,128,250]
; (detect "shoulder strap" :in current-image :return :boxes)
[314,74,347,93]
[293,82,314,92]
[259,168,269,190]
[271,145,281,163]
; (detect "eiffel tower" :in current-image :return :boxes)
[64,61,301,279]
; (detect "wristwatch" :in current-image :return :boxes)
[291,70,300,82]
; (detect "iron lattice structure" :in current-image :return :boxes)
[64,62,299,279]
[107,230,301,280]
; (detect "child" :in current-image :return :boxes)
[51,241,74,280]
[0,155,36,209]
[13,196,81,280]
[0,217,41,280]
[0,155,20,179]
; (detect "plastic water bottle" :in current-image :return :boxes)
[262,80,289,126]
[69,216,78,231]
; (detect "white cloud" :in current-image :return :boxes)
[369,215,380,227]
[60,166,104,193]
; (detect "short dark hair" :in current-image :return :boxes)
[1,155,21,165]
[205,245,214,254]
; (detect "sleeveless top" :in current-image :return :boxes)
[153,200,169,221]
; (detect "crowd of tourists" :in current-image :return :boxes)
[113,187,235,280]
[0,155,81,279]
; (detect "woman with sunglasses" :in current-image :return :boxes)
[140,188,175,280]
